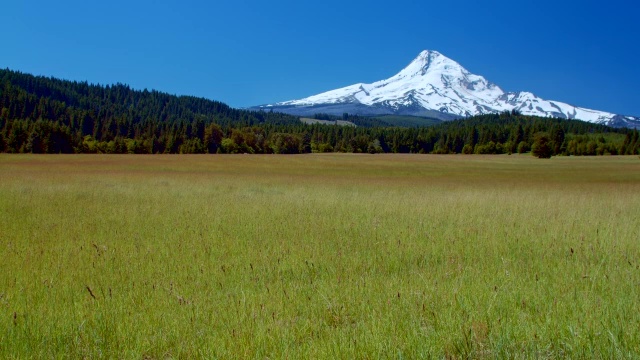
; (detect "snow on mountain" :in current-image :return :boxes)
[259,50,640,128]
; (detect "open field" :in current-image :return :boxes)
[300,118,357,127]
[1,154,639,358]
[369,115,443,127]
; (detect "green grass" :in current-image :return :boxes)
[1,154,639,358]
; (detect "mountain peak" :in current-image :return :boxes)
[415,49,444,60]
[258,50,640,128]
[398,50,464,78]
[416,49,441,59]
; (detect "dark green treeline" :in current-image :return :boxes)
[1,68,638,155]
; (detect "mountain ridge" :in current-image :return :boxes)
[257,50,640,128]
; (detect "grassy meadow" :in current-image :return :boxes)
[1,154,639,358]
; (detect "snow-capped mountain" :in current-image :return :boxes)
[257,50,640,128]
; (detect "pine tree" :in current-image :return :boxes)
[531,132,552,158]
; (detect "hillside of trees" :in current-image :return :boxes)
[1,68,638,155]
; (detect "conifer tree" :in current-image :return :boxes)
[531,132,552,158]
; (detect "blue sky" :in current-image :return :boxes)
[2,0,639,116]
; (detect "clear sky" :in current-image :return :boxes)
[2,0,639,116]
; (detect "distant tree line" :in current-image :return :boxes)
[311,113,393,127]
[1,68,638,156]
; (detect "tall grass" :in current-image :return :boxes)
[0,154,639,358]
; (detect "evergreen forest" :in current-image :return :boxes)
[1,68,638,156]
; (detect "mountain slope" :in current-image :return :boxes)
[258,50,640,128]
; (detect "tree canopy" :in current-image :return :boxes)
[1,68,638,156]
